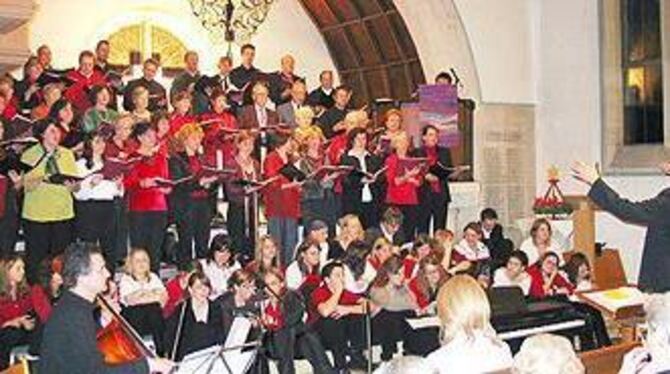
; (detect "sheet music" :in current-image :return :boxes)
[406,316,441,330]
[176,345,256,374]
[224,317,252,348]
[579,287,646,312]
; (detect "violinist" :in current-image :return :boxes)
[224,130,260,260]
[169,122,217,268]
[124,122,170,272]
[263,133,301,265]
[164,271,225,361]
[39,242,174,373]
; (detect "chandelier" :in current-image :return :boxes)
[189,0,276,47]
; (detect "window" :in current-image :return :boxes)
[107,22,188,71]
[621,0,663,144]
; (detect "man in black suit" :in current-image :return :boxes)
[268,54,302,106]
[572,161,670,292]
[415,125,452,235]
[307,70,335,113]
[230,43,262,107]
[193,55,234,114]
[122,58,167,112]
[317,85,351,139]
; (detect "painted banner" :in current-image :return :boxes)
[418,84,460,148]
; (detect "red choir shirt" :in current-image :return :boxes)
[527,265,575,299]
[263,301,284,331]
[29,285,54,323]
[64,70,107,113]
[0,292,34,327]
[104,139,136,159]
[408,277,431,309]
[326,133,348,194]
[162,275,186,319]
[368,256,383,271]
[308,284,362,324]
[385,153,419,205]
[168,112,197,137]
[2,96,18,121]
[424,146,442,193]
[262,150,300,219]
[200,111,238,167]
[186,155,210,199]
[403,257,418,280]
[124,151,169,212]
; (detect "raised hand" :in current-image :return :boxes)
[570,161,600,185]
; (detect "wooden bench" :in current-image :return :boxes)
[578,342,641,374]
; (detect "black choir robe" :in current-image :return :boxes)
[307,87,335,110]
[267,71,302,106]
[229,65,262,107]
[169,70,201,101]
[317,106,348,139]
[123,77,168,112]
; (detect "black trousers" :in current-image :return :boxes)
[129,211,167,272]
[227,200,256,263]
[112,198,130,267]
[0,188,19,256]
[175,198,212,269]
[395,204,419,242]
[75,200,117,264]
[23,219,73,283]
[418,192,448,235]
[267,327,335,374]
[0,327,33,370]
[121,303,165,356]
[573,302,611,350]
[373,310,440,360]
[314,315,367,369]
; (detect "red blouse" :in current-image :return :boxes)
[1,96,18,121]
[527,265,575,299]
[64,70,107,113]
[200,111,238,167]
[308,284,362,324]
[168,112,197,137]
[30,285,54,323]
[162,275,186,319]
[0,292,34,327]
[326,133,348,194]
[385,153,419,205]
[262,150,300,219]
[424,146,442,193]
[124,152,169,212]
[408,277,431,309]
[263,301,284,331]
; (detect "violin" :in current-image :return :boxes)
[96,295,155,365]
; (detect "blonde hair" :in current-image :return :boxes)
[437,275,495,343]
[390,131,410,151]
[512,334,585,374]
[174,122,203,147]
[343,110,368,132]
[252,81,269,96]
[294,106,315,125]
[337,214,365,242]
[132,85,149,101]
[124,248,151,278]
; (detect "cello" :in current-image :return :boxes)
[95,295,156,365]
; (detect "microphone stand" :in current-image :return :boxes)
[364,299,372,374]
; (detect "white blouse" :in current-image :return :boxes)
[74,158,123,201]
[426,330,513,374]
[519,237,564,266]
[118,273,165,306]
[453,239,491,261]
[199,259,241,300]
[492,267,531,296]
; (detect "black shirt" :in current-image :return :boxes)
[317,106,348,139]
[39,290,149,374]
[307,87,335,110]
[123,77,167,112]
[164,300,225,361]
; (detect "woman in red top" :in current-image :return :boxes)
[385,131,421,240]
[168,91,196,138]
[30,255,63,324]
[0,254,37,370]
[261,268,334,374]
[527,251,574,299]
[200,88,238,167]
[285,240,322,299]
[245,234,283,278]
[262,133,300,265]
[408,253,449,313]
[124,122,171,272]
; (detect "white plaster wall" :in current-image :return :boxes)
[27,0,336,89]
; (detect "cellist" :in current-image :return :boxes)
[38,242,174,373]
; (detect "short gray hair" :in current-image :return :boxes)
[373,356,435,374]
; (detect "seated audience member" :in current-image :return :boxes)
[305,219,343,267]
[118,248,167,354]
[408,253,449,314]
[30,256,64,324]
[285,240,322,297]
[0,255,37,369]
[262,268,335,373]
[527,252,574,299]
[528,251,609,350]
[520,218,564,266]
[562,252,593,291]
[368,236,394,272]
[402,234,437,279]
[492,250,532,296]
[164,271,225,361]
[512,333,585,374]
[81,85,118,134]
[332,214,366,257]
[373,356,435,374]
[365,207,405,246]
[480,207,514,269]
[426,275,513,373]
[452,222,492,285]
[245,234,283,277]
[342,240,376,294]
[162,261,200,319]
[199,234,241,300]
[310,261,370,371]
[619,292,670,374]
[216,270,261,342]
